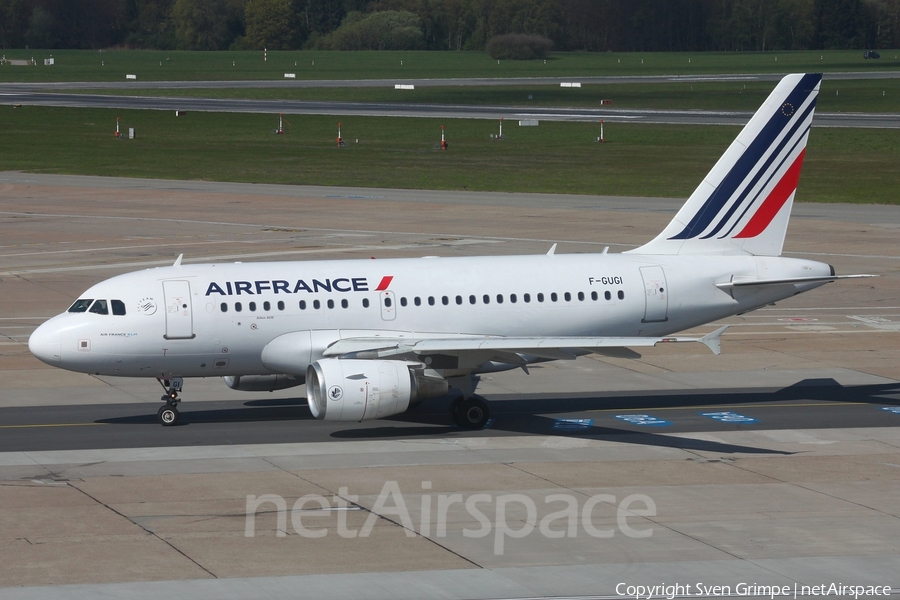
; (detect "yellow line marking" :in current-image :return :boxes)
[0,422,108,429]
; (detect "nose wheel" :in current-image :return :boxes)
[157,377,183,426]
[158,404,179,426]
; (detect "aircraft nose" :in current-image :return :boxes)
[29,321,61,366]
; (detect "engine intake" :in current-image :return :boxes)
[306,359,448,421]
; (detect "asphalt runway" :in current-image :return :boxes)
[4,91,899,127]
[1,173,899,598]
[3,70,900,126]
[3,70,900,91]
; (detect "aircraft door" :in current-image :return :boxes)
[640,266,668,323]
[163,280,195,339]
[380,291,396,321]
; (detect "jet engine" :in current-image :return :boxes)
[224,374,304,392]
[306,359,448,422]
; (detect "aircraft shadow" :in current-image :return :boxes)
[329,379,900,455]
[96,379,900,457]
[97,403,313,426]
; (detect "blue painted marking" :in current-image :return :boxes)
[881,407,900,415]
[614,414,672,427]
[553,418,594,431]
[701,411,759,424]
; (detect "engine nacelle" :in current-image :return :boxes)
[224,374,304,392]
[306,359,448,422]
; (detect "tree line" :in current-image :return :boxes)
[1,0,897,52]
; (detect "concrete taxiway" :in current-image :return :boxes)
[0,172,898,598]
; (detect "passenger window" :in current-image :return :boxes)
[510,294,517,303]
[428,296,435,306]
[618,290,625,300]
[363,298,370,308]
[524,293,531,303]
[551,293,558,302]
[442,296,449,306]
[277,301,285,311]
[483,295,490,305]
[400,297,408,307]
[300,300,307,310]
[456,295,462,305]
[235,302,243,312]
[591,291,598,301]
[89,300,109,315]
[68,299,94,313]
[496,294,503,304]
[469,295,476,305]
[327,299,335,309]
[384,297,392,308]
[249,302,257,312]
[313,300,321,310]
[263,301,271,311]
[341,299,348,309]
[537,293,544,302]
[564,292,571,302]
[577,292,584,301]
[220,303,228,313]
[111,300,126,315]
[414,297,421,306]
[605,291,611,301]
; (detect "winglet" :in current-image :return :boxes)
[173,253,183,267]
[700,325,728,355]
[547,243,557,256]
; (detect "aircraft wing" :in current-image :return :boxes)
[322,326,728,364]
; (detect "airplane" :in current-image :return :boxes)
[28,73,871,429]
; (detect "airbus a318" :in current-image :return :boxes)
[28,73,869,428]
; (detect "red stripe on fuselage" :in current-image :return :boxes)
[375,276,393,291]
[735,149,806,239]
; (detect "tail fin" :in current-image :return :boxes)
[629,73,821,257]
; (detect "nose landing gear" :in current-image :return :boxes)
[157,377,183,426]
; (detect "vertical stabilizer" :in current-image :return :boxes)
[629,73,821,257]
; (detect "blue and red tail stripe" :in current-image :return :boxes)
[669,73,821,241]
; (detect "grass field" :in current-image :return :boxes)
[2,49,899,82]
[2,105,897,204]
[82,79,900,113]
[3,49,897,203]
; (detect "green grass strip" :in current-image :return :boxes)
[2,49,899,83]
[3,106,897,204]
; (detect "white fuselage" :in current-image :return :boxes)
[30,252,832,379]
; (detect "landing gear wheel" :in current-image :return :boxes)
[449,398,464,427]
[453,397,490,430]
[158,404,179,426]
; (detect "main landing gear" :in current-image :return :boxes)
[449,396,490,430]
[157,377,183,426]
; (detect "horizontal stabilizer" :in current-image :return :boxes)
[716,274,876,290]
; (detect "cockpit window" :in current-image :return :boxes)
[68,299,94,313]
[89,299,109,315]
[111,300,126,316]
